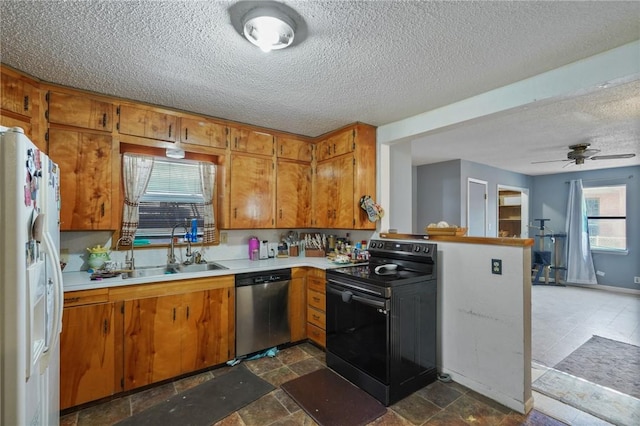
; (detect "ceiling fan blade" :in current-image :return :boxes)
[590,153,636,160]
[531,159,571,164]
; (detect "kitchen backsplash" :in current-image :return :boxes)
[60,229,375,272]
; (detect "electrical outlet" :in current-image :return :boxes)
[220,232,228,244]
[492,259,502,275]
[596,270,605,277]
[635,276,640,284]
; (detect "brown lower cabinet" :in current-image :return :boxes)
[60,269,319,409]
[123,287,234,389]
[306,269,326,347]
[60,276,235,409]
[60,300,117,409]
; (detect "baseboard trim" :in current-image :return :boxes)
[565,283,640,296]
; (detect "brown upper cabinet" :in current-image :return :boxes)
[229,126,274,156]
[117,104,177,142]
[313,123,376,230]
[228,153,275,228]
[276,159,312,228]
[1,71,35,117]
[179,117,228,149]
[315,129,355,162]
[277,135,313,162]
[47,91,113,132]
[48,128,114,230]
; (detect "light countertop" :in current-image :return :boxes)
[63,256,349,292]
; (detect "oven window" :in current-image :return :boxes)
[326,285,390,384]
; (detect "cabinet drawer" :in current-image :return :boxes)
[307,289,325,312]
[306,323,325,347]
[307,307,325,329]
[307,276,325,294]
[64,288,109,307]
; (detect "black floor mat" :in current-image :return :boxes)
[281,368,386,426]
[116,365,274,426]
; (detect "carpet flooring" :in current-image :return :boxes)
[553,335,640,399]
[115,365,274,426]
[281,368,387,426]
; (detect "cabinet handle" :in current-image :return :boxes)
[333,143,336,154]
[186,306,190,320]
[313,314,320,320]
[103,319,108,334]
[168,124,172,138]
[185,128,188,140]
[64,297,80,304]
[23,95,29,111]
[313,296,320,302]
[173,308,176,322]
[101,203,105,217]
[279,209,282,219]
[333,209,337,219]
[233,207,237,218]
[102,113,107,128]
[280,145,283,155]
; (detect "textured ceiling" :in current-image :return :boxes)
[1,0,639,175]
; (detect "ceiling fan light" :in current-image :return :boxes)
[242,8,295,52]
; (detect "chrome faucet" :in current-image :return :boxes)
[115,235,136,271]
[168,223,193,268]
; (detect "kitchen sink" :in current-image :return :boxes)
[122,262,227,279]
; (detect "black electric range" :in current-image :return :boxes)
[325,239,438,406]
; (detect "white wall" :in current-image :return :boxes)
[437,240,533,413]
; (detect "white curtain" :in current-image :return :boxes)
[199,162,216,243]
[121,153,154,243]
[565,179,597,284]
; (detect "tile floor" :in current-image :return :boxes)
[530,284,640,425]
[60,284,639,426]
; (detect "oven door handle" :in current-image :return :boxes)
[327,285,389,310]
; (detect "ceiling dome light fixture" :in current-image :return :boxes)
[242,7,295,52]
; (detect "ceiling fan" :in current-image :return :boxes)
[532,143,636,166]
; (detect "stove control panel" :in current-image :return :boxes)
[368,239,436,260]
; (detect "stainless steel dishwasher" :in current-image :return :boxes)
[235,268,291,357]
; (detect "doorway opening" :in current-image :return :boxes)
[497,185,529,238]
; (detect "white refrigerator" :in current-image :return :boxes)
[0,126,63,425]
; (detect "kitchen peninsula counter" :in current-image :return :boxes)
[63,256,346,292]
[380,232,535,247]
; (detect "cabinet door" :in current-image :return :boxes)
[181,288,233,372]
[118,104,177,142]
[48,129,113,230]
[289,269,307,342]
[0,114,32,139]
[314,160,334,228]
[316,130,354,162]
[180,117,227,149]
[332,155,355,228]
[60,303,116,409]
[314,156,353,228]
[229,154,274,228]
[276,160,311,228]
[47,91,113,131]
[277,136,312,161]
[1,71,34,117]
[230,127,274,156]
[124,295,182,389]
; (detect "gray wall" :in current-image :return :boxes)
[415,159,532,236]
[531,165,639,290]
[415,161,638,290]
[415,160,461,231]
[460,160,533,237]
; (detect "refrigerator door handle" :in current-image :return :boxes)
[40,230,64,373]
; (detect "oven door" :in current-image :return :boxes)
[325,280,390,384]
